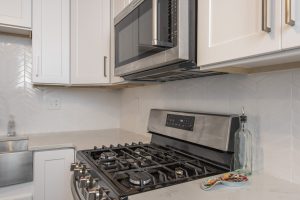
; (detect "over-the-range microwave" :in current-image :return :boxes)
[114,0,224,82]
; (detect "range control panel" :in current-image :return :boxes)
[166,114,195,131]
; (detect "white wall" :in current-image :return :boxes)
[120,69,300,184]
[0,34,121,135]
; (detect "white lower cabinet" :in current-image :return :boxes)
[33,149,74,200]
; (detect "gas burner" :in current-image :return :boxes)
[134,148,144,155]
[127,158,149,168]
[129,172,152,186]
[100,152,117,160]
[175,167,186,178]
[103,161,116,167]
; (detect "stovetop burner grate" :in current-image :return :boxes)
[80,142,226,196]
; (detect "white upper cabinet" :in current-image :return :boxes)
[113,0,132,18]
[32,0,70,84]
[282,0,300,49]
[71,0,111,84]
[0,0,32,28]
[32,0,113,85]
[198,0,281,66]
[113,0,126,18]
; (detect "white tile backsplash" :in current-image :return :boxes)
[0,34,121,135]
[2,33,300,183]
[120,69,300,183]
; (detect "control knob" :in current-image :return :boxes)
[83,187,101,200]
[70,162,91,179]
[79,175,92,188]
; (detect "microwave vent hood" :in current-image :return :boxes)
[122,62,226,82]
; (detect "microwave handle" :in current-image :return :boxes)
[152,0,174,48]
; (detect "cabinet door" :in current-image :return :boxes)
[198,0,281,66]
[0,0,31,28]
[282,0,300,49]
[32,0,70,84]
[33,149,74,200]
[71,0,110,84]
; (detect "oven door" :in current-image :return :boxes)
[71,175,84,200]
[115,0,183,76]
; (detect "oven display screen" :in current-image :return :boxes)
[166,114,195,131]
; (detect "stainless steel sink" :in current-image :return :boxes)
[0,136,28,152]
[0,136,33,187]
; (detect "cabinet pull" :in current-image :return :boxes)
[36,56,40,77]
[262,0,271,33]
[104,56,107,78]
[285,0,295,26]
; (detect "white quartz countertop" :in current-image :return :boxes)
[24,129,300,200]
[130,172,300,200]
[27,129,151,151]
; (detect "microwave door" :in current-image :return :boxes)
[115,0,174,69]
[115,8,139,68]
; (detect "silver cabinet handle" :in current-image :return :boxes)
[285,0,295,26]
[262,0,271,33]
[104,56,107,78]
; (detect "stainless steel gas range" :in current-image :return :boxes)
[71,109,240,200]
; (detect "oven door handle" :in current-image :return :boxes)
[152,0,174,48]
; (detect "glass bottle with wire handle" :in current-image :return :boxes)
[234,107,253,175]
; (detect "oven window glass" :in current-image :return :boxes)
[115,0,172,68]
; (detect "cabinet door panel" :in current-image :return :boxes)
[33,149,74,200]
[0,0,31,28]
[71,0,110,84]
[282,0,300,49]
[44,158,65,199]
[32,0,70,84]
[198,0,281,66]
